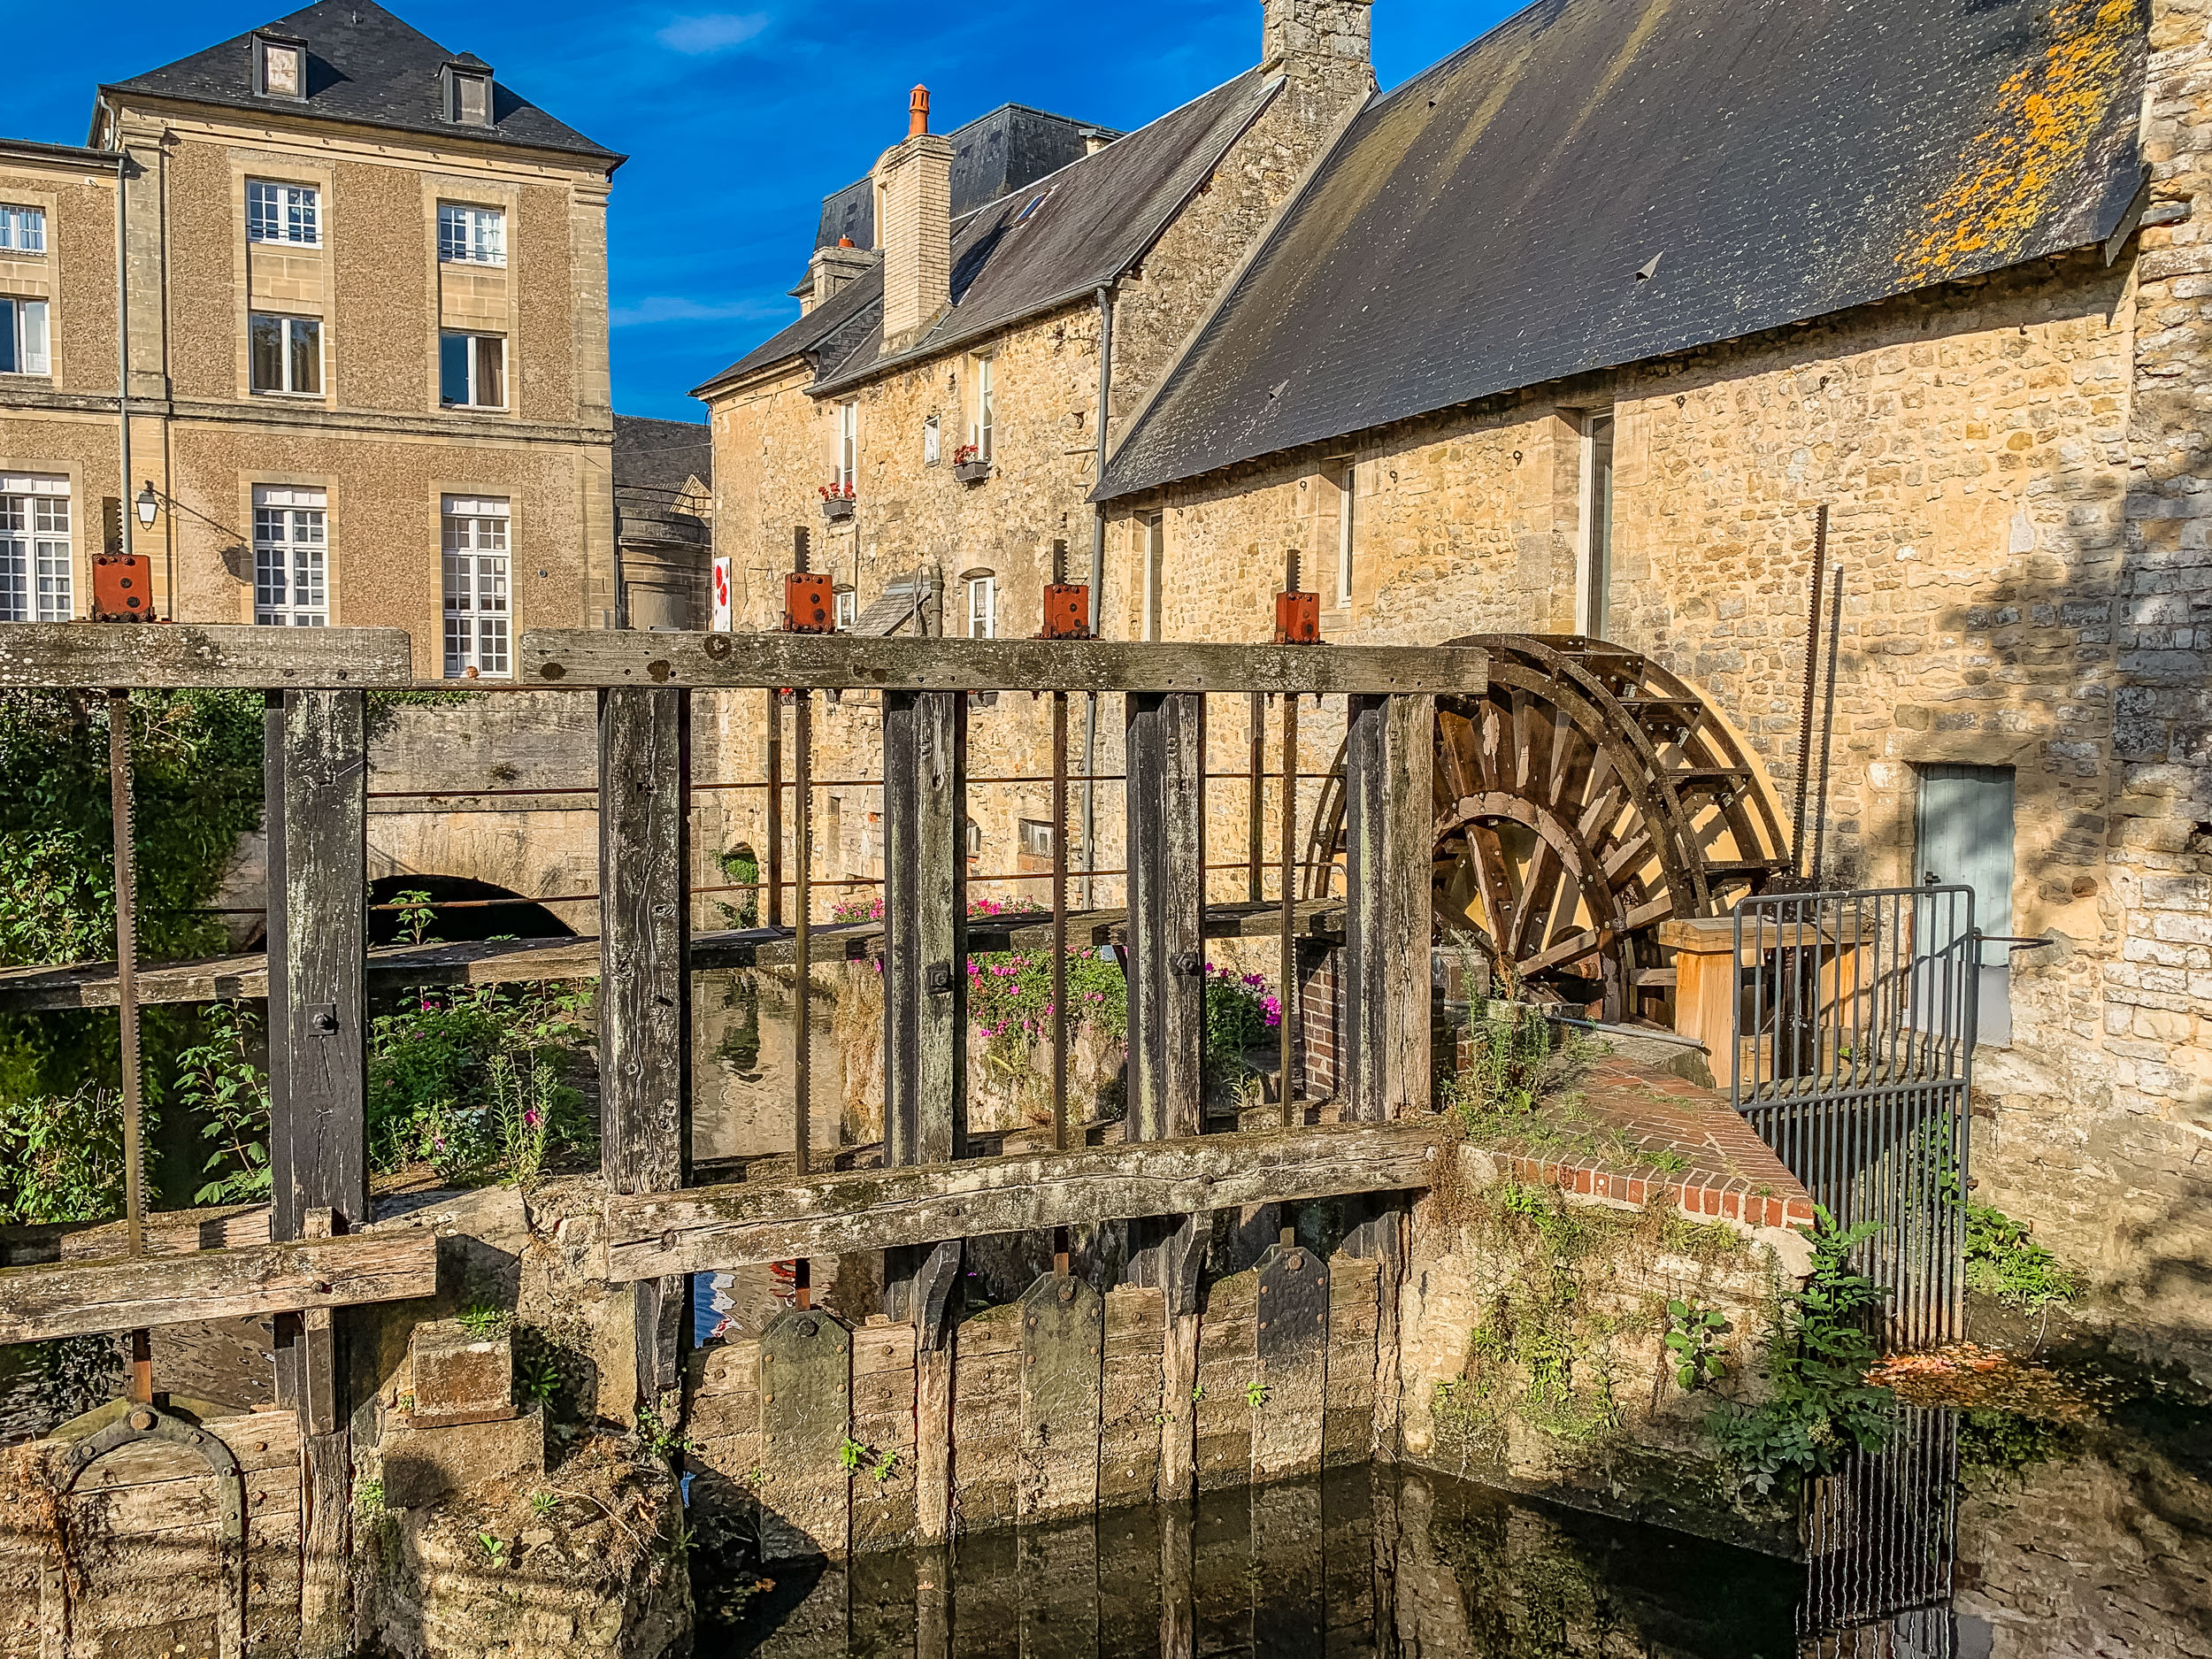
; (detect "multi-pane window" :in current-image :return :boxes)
[833,588,857,630]
[440,332,505,409]
[0,298,50,376]
[253,484,326,626]
[966,574,996,640]
[971,355,995,462]
[834,400,857,488]
[438,204,505,265]
[247,180,319,245]
[0,475,73,622]
[0,206,45,253]
[1018,818,1053,857]
[250,314,321,395]
[1579,411,1616,638]
[442,495,511,678]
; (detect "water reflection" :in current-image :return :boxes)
[694,969,848,1164]
[703,1466,1807,1658]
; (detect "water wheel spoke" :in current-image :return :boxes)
[1522,926,1603,978]
[1440,711,1482,802]
[1601,831,1652,885]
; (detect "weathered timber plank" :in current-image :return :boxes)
[1346,693,1435,1122]
[0,901,1346,1014]
[600,688,690,1414]
[882,689,966,1166]
[757,1308,852,1561]
[597,1120,1441,1282]
[1016,1274,1102,1522]
[523,630,1489,696]
[0,624,414,689]
[269,690,371,1239]
[1252,1241,1329,1480]
[1125,693,1205,1143]
[0,1227,439,1343]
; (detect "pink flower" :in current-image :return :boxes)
[523,1109,541,1130]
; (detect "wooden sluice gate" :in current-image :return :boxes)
[0,620,1487,1643]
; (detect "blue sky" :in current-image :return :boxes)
[4,0,1518,420]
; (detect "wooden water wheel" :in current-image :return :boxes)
[1306,634,1791,1022]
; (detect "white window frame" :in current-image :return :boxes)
[0,297,50,377]
[0,205,45,254]
[833,588,857,630]
[440,331,506,410]
[966,574,996,640]
[1577,410,1616,639]
[249,313,322,396]
[834,400,857,489]
[1018,818,1053,858]
[437,203,505,265]
[247,180,319,246]
[442,495,511,679]
[0,474,73,622]
[971,355,995,462]
[252,485,327,626]
[1140,512,1164,643]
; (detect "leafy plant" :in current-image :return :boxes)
[718,848,760,930]
[1191,1383,1205,1404]
[174,1002,271,1205]
[457,1302,509,1338]
[518,1354,562,1406]
[1663,1300,1729,1391]
[356,1479,387,1516]
[1707,1209,1894,1496]
[1245,1379,1270,1410]
[636,1406,692,1461]
[529,1490,558,1519]
[0,1083,134,1225]
[836,1435,872,1475]
[868,1448,898,1485]
[368,981,593,1181]
[1962,1202,2078,1313]
[478,1532,509,1564]
[394,889,439,947]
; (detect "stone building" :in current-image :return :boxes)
[0,0,622,676]
[1087,0,2209,1368]
[693,0,1378,893]
[613,414,714,632]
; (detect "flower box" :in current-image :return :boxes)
[821,495,856,522]
[952,459,992,484]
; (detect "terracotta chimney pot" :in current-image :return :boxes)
[909,85,930,137]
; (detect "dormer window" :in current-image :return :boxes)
[442,63,493,127]
[255,34,306,100]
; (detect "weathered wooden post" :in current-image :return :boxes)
[265,686,370,1655]
[1341,689,1433,1458]
[598,686,692,1418]
[880,687,968,1540]
[1124,688,1209,1500]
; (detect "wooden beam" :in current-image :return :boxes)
[267,691,372,1239]
[0,1228,439,1344]
[1345,694,1435,1121]
[1125,693,1205,1142]
[596,1120,1440,1282]
[882,690,966,1165]
[0,624,413,688]
[523,631,1488,697]
[0,900,1349,1014]
[598,687,691,1414]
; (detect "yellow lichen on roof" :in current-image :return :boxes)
[1898,0,2136,285]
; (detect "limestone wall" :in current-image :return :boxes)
[1122,238,2209,1371]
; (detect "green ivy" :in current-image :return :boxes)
[1707,1209,1895,1497]
[1962,1202,2079,1313]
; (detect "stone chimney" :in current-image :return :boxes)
[877,85,955,353]
[1263,0,1375,99]
[796,236,876,316]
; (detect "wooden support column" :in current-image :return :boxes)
[265,689,368,1658]
[599,687,692,1417]
[882,689,967,1165]
[1345,693,1435,1121]
[1124,692,1205,1141]
[881,688,966,1541]
[1343,1198,1406,1462]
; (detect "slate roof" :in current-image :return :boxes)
[613,415,712,495]
[100,0,619,164]
[0,136,117,168]
[813,104,1121,251]
[693,68,1280,400]
[1097,0,2147,500]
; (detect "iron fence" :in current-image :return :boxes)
[1732,886,1978,1350]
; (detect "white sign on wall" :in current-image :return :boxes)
[711,555,733,633]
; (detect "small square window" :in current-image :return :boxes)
[1018,818,1054,858]
[247,181,320,247]
[438,204,506,265]
[833,588,857,630]
[440,332,506,409]
[443,66,493,127]
[256,36,305,99]
[0,298,50,377]
[0,205,46,255]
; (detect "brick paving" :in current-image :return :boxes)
[1486,1053,1817,1233]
